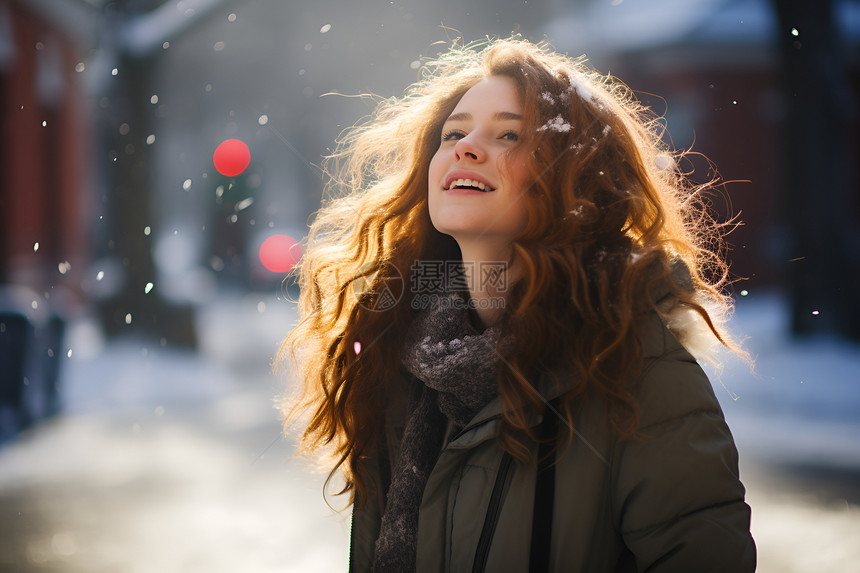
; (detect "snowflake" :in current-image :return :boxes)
[537,114,572,133]
[655,154,675,171]
[568,74,595,103]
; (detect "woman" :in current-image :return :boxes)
[280,36,756,572]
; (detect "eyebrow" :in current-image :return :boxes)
[444,111,523,123]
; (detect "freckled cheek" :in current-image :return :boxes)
[498,153,532,191]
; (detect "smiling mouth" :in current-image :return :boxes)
[445,178,495,192]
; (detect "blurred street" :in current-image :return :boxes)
[0,289,858,572]
[0,290,351,573]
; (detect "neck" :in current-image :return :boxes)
[455,239,518,330]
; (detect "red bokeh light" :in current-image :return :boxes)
[213,139,251,177]
[259,234,302,273]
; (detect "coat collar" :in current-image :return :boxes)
[443,310,681,450]
[443,363,577,449]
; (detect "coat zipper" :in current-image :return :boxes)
[472,451,514,573]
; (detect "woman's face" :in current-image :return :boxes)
[427,76,531,247]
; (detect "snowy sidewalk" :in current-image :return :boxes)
[706,292,860,573]
[0,290,858,572]
[710,293,860,471]
[0,291,351,573]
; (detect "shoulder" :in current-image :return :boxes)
[609,312,755,570]
[632,309,725,431]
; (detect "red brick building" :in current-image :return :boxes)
[0,0,90,300]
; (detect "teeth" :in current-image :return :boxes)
[447,178,493,191]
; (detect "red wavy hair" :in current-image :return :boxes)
[278,36,745,507]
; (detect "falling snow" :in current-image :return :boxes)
[235,197,254,212]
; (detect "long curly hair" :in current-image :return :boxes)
[278,36,745,507]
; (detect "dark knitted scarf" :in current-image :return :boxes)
[371,289,513,572]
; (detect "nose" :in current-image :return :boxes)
[453,133,485,163]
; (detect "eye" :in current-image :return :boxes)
[500,130,519,142]
[441,129,466,142]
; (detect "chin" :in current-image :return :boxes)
[432,223,484,240]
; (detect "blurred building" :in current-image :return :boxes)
[0,0,95,440]
[548,0,860,337]
[0,0,90,296]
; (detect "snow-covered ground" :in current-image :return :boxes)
[705,292,860,573]
[0,289,858,572]
[709,292,860,472]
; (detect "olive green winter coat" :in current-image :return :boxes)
[348,312,756,572]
